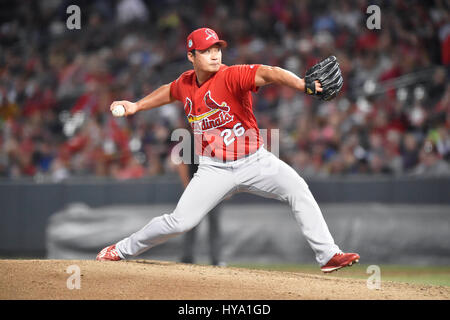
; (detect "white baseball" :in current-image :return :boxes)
[112,104,126,117]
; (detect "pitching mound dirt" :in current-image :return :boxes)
[0,260,448,300]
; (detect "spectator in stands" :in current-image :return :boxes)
[412,140,450,176]
[0,0,448,180]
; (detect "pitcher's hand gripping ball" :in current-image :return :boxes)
[112,104,126,117]
[304,56,343,101]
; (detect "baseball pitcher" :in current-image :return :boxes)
[97,28,359,273]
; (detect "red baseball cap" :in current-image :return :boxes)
[186,28,227,52]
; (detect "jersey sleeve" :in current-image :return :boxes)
[170,77,182,102]
[226,64,261,95]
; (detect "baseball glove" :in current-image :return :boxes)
[304,56,343,101]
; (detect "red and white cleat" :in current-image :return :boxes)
[96,244,122,261]
[321,252,360,273]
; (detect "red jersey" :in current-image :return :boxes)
[170,64,264,161]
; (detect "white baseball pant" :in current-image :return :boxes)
[115,147,340,266]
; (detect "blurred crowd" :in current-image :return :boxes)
[0,0,449,181]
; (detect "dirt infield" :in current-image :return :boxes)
[0,260,449,300]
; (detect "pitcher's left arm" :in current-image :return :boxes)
[254,56,343,101]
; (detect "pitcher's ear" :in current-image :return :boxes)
[187,50,196,62]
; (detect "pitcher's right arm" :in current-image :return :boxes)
[110,83,174,116]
